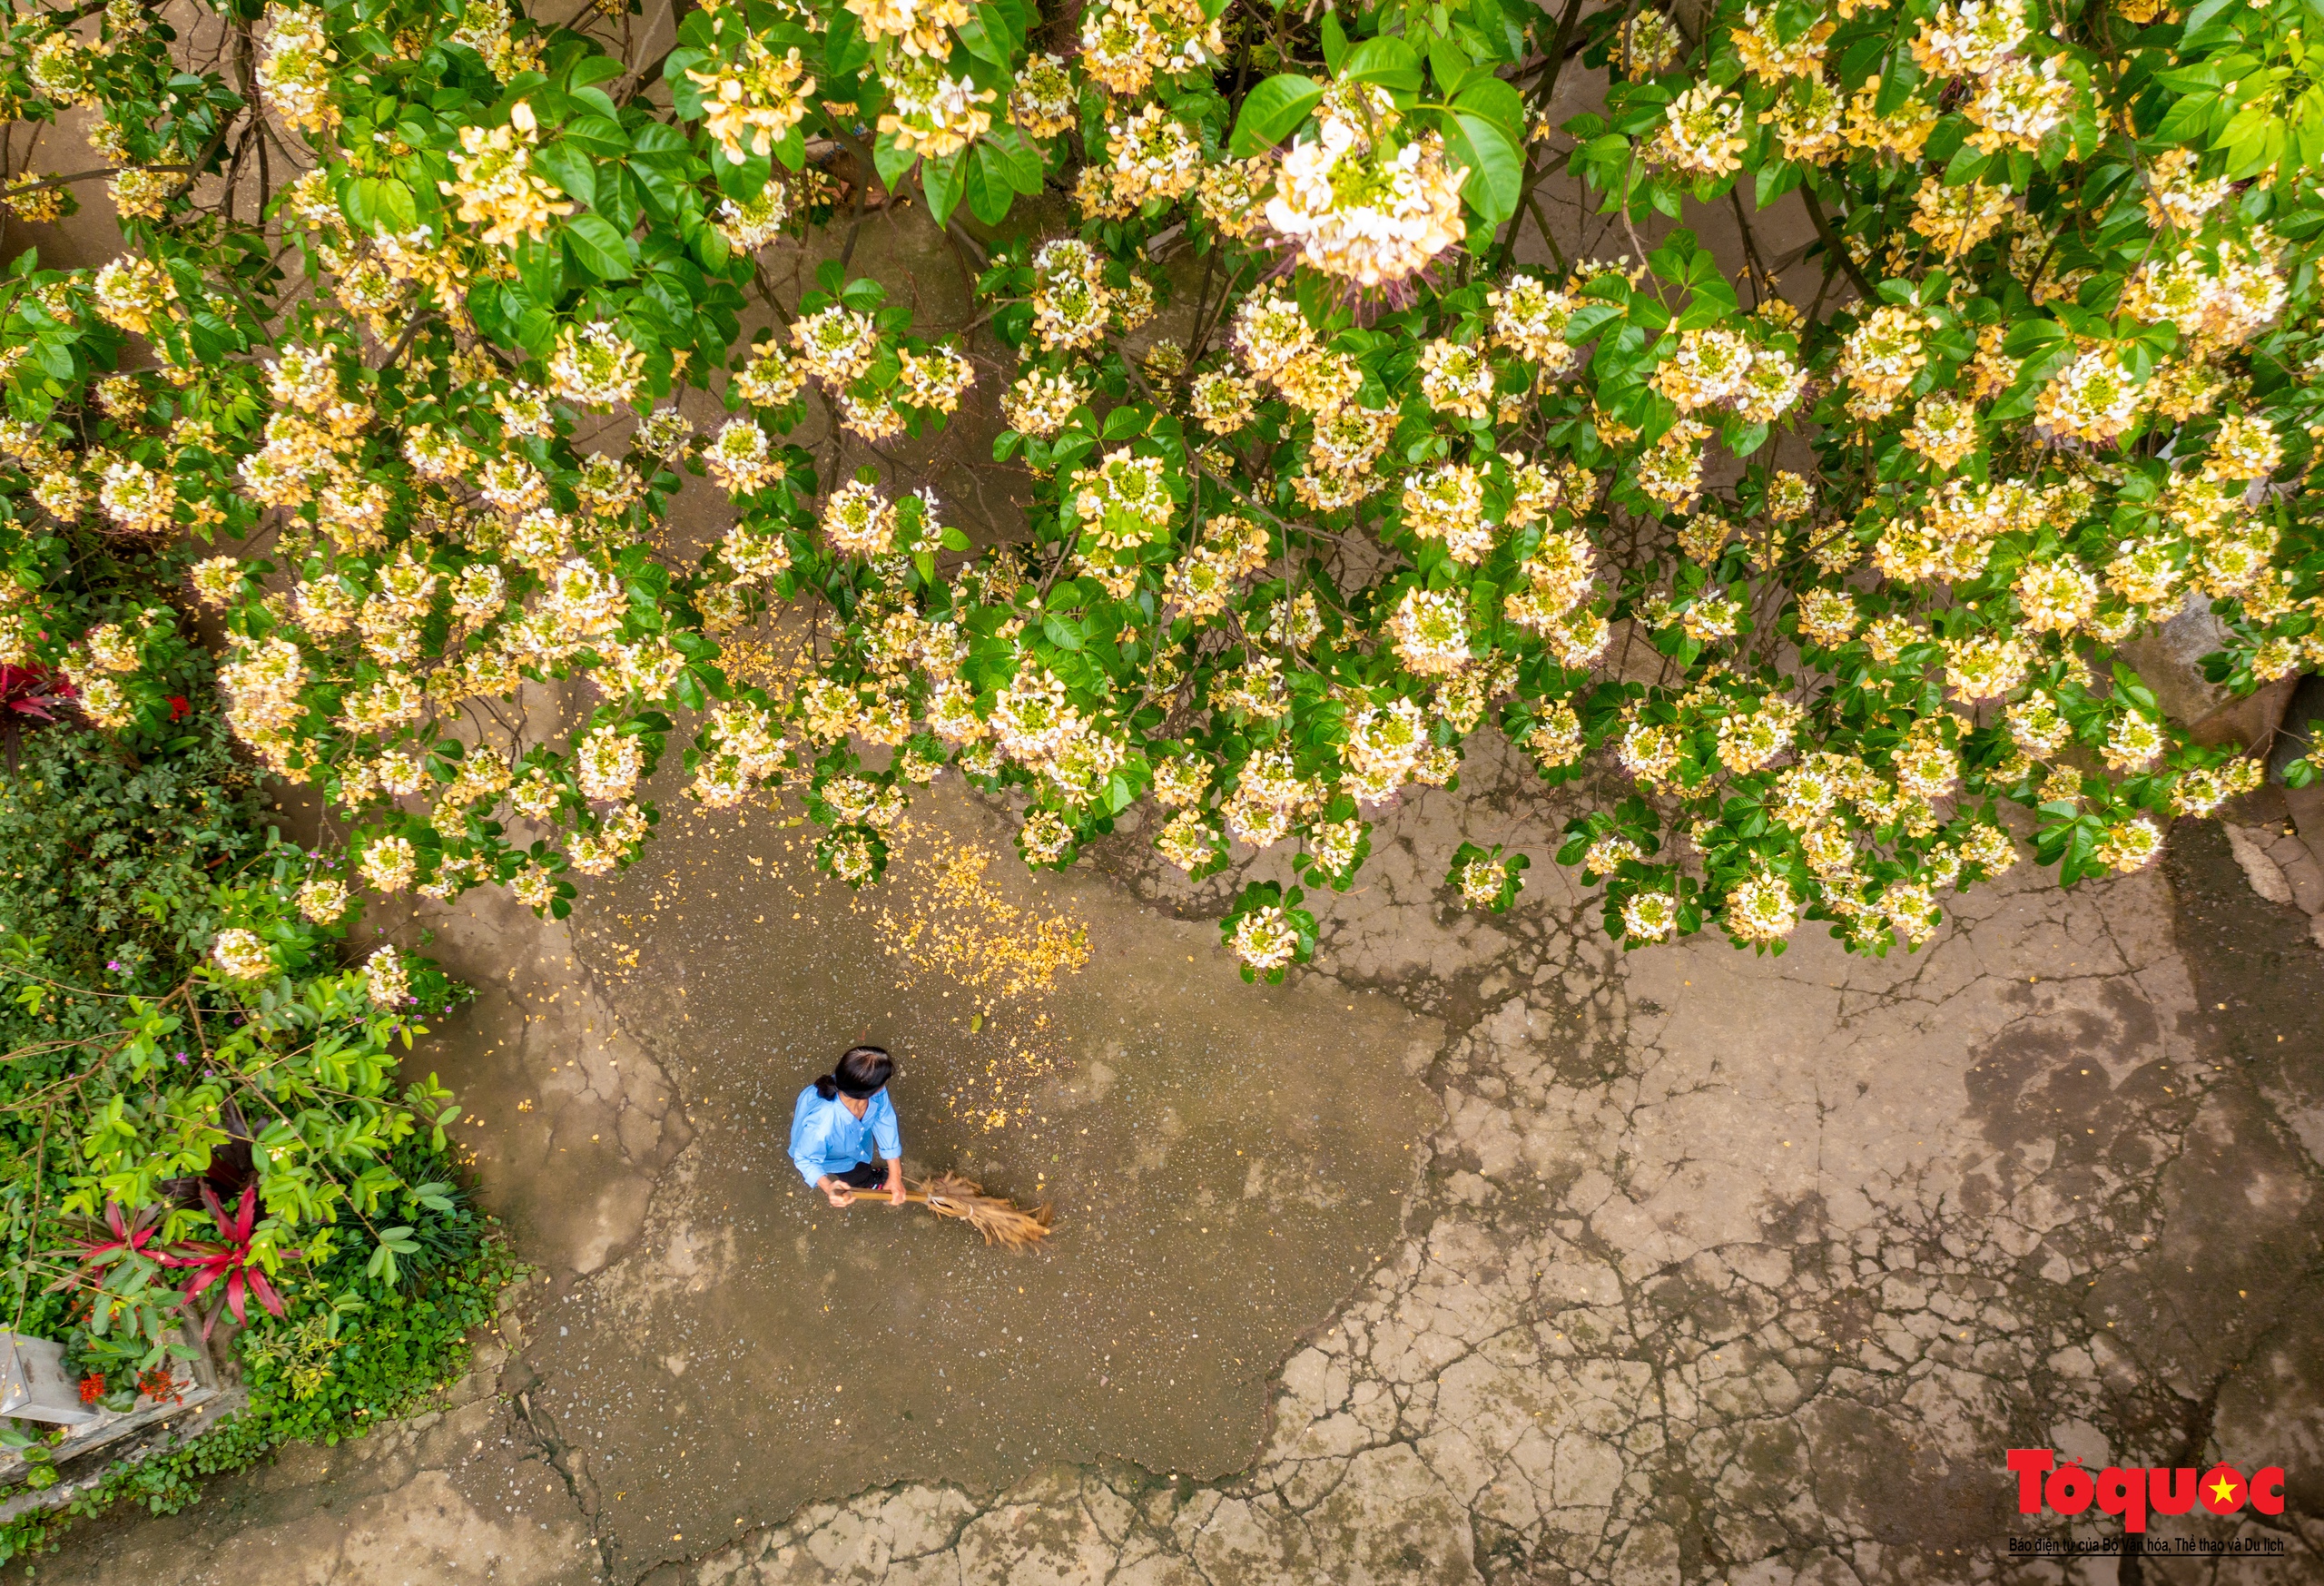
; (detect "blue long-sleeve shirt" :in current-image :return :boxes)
[788,1084,901,1187]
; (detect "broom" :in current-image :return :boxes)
[840,1171,1054,1250]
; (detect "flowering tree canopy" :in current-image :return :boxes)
[1,0,2319,983]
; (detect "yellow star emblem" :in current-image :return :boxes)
[2209,1474,2239,1504]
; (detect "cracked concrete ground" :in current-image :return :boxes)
[10,52,2319,1584]
[26,733,2324,1585]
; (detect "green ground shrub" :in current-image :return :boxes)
[0,549,507,1562]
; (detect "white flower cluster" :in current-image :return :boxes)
[1071,448,1172,554]
[1387,586,1471,675]
[687,34,815,163]
[1003,367,1088,438]
[1264,84,1465,288]
[258,5,339,135]
[548,322,645,409]
[877,58,995,161]
[211,927,274,980]
[692,704,788,808]
[1080,0,1222,98]
[1649,327,1802,424]
[986,664,1128,812]
[1229,905,1300,973]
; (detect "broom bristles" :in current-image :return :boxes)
[912,1171,1055,1251]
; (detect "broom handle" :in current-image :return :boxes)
[834,1189,1035,1207]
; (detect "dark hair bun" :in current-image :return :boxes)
[813,1073,840,1100]
[834,1045,893,1097]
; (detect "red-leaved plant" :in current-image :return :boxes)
[65,1201,165,1271]
[0,663,69,769]
[160,1187,298,1338]
[52,1201,172,1352]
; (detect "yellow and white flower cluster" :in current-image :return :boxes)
[258,5,339,135]
[877,58,995,160]
[687,34,815,163]
[1263,84,1465,289]
[440,103,573,249]
[1079,0,1222,98]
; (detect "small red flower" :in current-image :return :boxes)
[167,694,191,721]
[136,1366,182,1406]
[78,1372,107,1404]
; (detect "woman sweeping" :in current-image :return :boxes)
[789,1045,909,1208]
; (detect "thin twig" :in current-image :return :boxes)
[11,1104,51,1334]
[1798,180,1874,301]
[370,308,438,371]
[3,163,189,198]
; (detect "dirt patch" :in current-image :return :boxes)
[509,776,1441,1576]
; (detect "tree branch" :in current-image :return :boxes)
[4,163,189,199]
[1797,180,1873,302]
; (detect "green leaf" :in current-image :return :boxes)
[1825,43,1881,94]
[563,113,629,157]
[1941,142,1992,188]
[984,123,1047,192]
[1445,113,1522,223]
[629,121,693,160]
[1343,36,1423,91]
[921,149,965,223]
[1452,76,1524,140]
[514,237,563,304]
[693,219,729,272]
[1229,74,1324,159]
[823,8,872,74]
[982,0,1029,53]
[1753,158,1802,208]
[1322,9,1348,72]
[532,142,596,208]
[1673,292,1734,331]
[1873,63,1924,118]
[873,133,918,190]
[1565,300,1626,341]
[569,54,625,91]
[1042,613,1085,650]
[2179,0,2240,43]
[2219,101,2279,151]
[2001,317,2067,356]
[1428,34,1478,97]
[713,149,771,200]
[342,176,417,237]
[966,146,1016,224]
[956,8,1010,65]
[563,212,635,280]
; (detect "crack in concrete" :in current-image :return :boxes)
[26,745,2323,1586]
[509,1370,618,1580]
[643,756,2324,1586]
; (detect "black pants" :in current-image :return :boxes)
[834,1160,888,1188]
